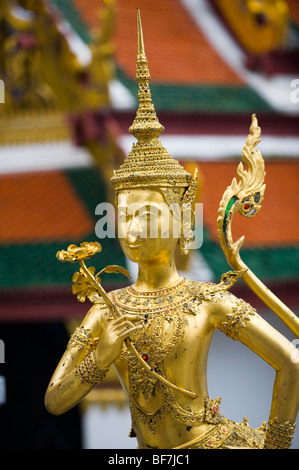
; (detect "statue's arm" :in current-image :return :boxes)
[211,293,299,448]
[44,302,142,416]
[44,303,106,415]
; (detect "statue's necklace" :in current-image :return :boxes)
[111,278,198,391]
[110,278,204,433]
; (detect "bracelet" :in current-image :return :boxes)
[67,326,99,352]
[264,417,296,449]
[75,351,109,385]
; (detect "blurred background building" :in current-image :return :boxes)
[0,0,298,449]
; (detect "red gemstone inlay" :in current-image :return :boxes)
[244,204,250,210]
[142,354,148,361]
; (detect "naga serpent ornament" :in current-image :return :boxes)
[217,114,299,338]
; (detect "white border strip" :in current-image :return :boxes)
[181,0,299,116]
[120,135,299,160]
[1,135,297,175]
[0,141,93,174]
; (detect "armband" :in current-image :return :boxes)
[221,299,256,341]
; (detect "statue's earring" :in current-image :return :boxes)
[179,169,198,256]
[179,207,195,255]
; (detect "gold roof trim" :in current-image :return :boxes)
[0,110,70,145]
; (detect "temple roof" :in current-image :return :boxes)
[53,0,299,114]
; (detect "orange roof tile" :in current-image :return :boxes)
[198,161,299,248]
[3,163,294,247]
[0,170,94,244]
[73,0,244,85]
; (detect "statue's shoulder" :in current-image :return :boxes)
[190,271,258,340]
[188,270,245,302]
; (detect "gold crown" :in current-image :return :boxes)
[110,9,192,191]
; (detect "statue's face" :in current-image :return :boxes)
[117,189,180,264]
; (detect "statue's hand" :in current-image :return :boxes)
[94,314,142,369]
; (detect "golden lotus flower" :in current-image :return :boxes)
[71,267,100,303]
[71,264,131,303]
[56,241,102,263]
[57,240,131,304]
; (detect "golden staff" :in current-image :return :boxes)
[217,114,299,338]
[56,242,197,399]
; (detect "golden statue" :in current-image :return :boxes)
[45,11,299,449]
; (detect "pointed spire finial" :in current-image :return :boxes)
[128,9,164,142]
[137,8,145,56]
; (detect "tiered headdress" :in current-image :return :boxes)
[111,10,198,255]
[110,9,195,192]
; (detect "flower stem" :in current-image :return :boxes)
[79,260,121,318]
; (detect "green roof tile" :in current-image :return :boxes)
[0,168,127,290]
[200,228,299,282]
[52,0,92,43]
[116,68,273,114]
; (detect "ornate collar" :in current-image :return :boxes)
[110,277,199,315]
